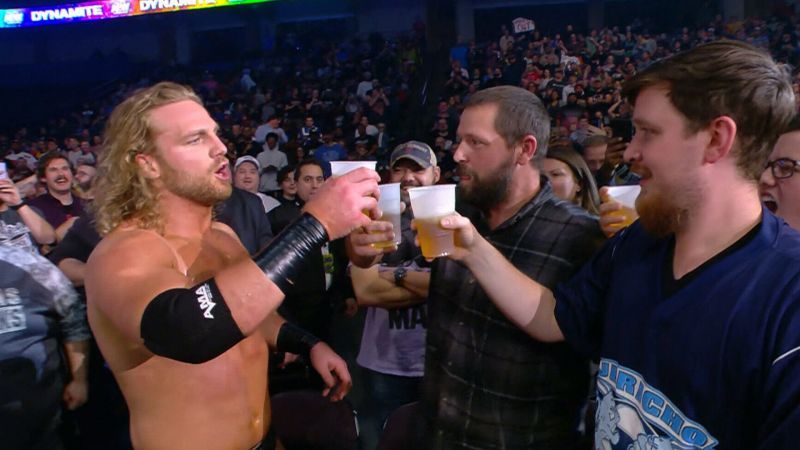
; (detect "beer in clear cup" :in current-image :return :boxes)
[606,185,641,228]
[408,185,457,259]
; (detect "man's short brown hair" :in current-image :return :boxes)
[622,40,795,181]
[294,158,324,182]
[36,152,71,180]
[464,85,551,162]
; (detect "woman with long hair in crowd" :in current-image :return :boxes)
[542,145,601,215]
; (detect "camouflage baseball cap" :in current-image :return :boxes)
[389,140,437,169]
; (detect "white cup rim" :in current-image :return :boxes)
[329,160,377,175]
[606,185,640,194]
[406,184,456,193]
[378,183,401,201]
[330,160,376,166]
[606,185,641,208]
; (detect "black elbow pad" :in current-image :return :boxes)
[140,279,245,364]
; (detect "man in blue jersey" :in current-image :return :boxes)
[437,40,800,449]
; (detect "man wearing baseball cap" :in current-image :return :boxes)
[350,140,439,444]
[232,155,280,214]
[388,140,440,206]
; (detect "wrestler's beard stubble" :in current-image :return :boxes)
[633,164,697,238]
[458,158,514,212]
[159,159,232,207]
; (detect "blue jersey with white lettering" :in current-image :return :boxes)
[555,210,800,450]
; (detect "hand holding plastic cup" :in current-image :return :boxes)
[408,184,457,259]
[329,160,377,177]
[329,160,379,218]
[605,185,641,228]
[371,183,402,249]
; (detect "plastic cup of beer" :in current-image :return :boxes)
[371,183,402,249]
[329,160,378,217]
[329,160,377,177]
[606,185,641,228]
[407,184,457,259]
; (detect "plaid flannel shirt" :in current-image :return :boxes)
[421,180,604,449]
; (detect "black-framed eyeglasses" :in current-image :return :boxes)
[765,158,800,179]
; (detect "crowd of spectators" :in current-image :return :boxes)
[2,28,424,184]
[2,8,800,450]
[4,13,800,189]
[434,13,800,184]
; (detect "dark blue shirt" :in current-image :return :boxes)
[555,210,800,450]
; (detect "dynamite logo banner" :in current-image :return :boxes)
[1,0,274,28]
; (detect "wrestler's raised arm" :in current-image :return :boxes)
[86,168,380,365]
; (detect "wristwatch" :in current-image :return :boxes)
[393,267,407,287]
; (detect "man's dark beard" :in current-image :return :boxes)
[458,160,514,212]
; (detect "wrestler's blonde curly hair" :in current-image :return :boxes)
[93,82,202,236]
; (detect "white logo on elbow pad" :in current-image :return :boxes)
[195,285,216,319]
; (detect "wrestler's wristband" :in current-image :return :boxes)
[253,212,328,294]
[276,322,320,360]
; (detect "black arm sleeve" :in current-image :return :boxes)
[253,212,329,294]
[141,279,245,364]
[141,213,328,364]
